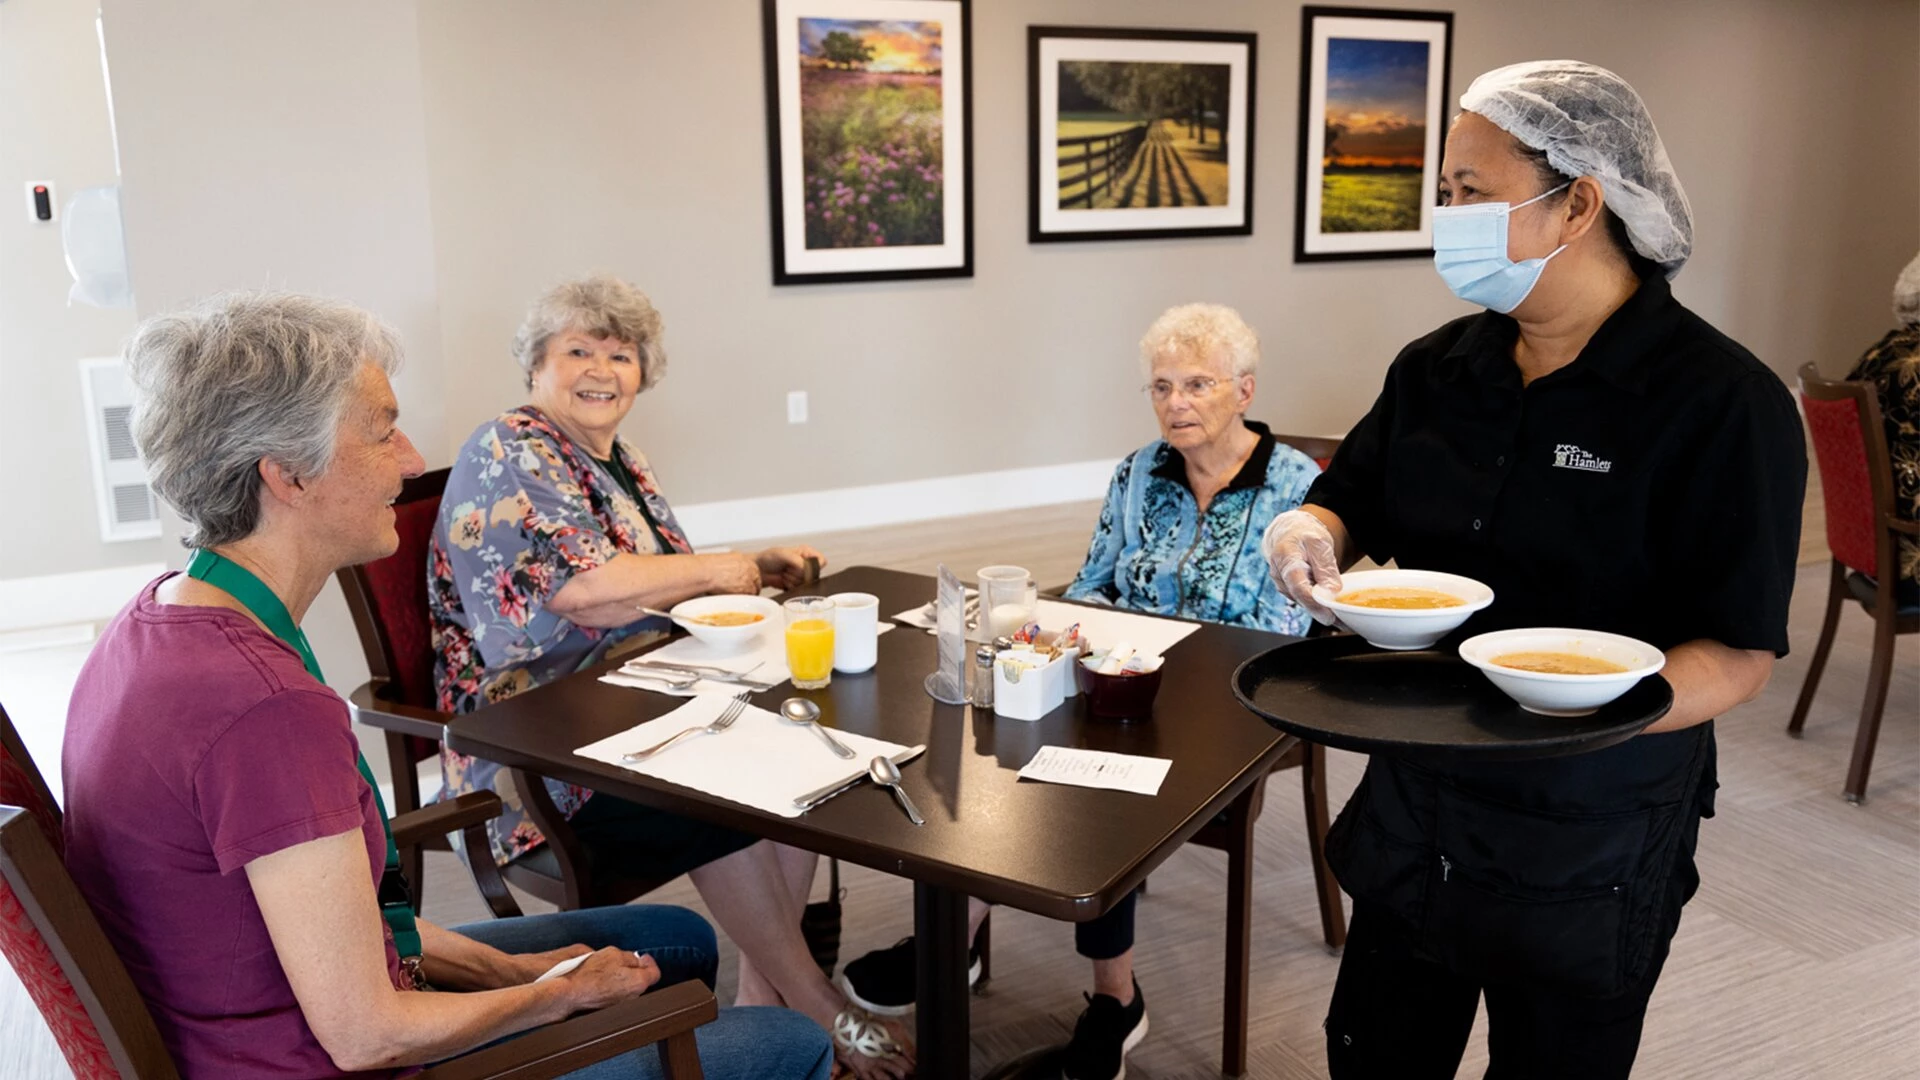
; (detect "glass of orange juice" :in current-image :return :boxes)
[784,597,836,690]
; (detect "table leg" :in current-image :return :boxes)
[914,881,970,1080]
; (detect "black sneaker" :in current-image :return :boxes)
[1059,980,1148,1080]
[837,936,984,1016]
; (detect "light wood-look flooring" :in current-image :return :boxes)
[5,492,1915,1079]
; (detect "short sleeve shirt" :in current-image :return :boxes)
[1309,273,1806,659]
[61,577,408,1079]
[429,406,695,862]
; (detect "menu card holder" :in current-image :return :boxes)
[923,564,970,705]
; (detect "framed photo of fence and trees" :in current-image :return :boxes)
[1028,26,1256,243]
[1293,7,1452,262]
[762,0,973,285]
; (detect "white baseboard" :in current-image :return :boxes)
[0,562,167,634]
[673,458,1118,545]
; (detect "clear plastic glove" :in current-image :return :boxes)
[1262,509,1342,625]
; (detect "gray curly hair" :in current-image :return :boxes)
[125,292,402,548]
[1895,252,1920,328]
[1139,303,1260,380]
[512,274,667,391]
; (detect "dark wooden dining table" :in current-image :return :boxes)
[442,566,1296,1079]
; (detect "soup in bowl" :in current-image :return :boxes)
[1324,569,1494,650]
[1458,628,1665,716]
[668,594,784,653]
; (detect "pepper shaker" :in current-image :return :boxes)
[972,644,997,708]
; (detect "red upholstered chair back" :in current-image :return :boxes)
[1799,365,1888,578]
[338,468,451,711]
[1,704,181,1079]
[1273,433,1343,475]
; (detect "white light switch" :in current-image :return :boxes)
[787,390,808,424]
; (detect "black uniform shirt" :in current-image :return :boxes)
[1309,273,1806,659]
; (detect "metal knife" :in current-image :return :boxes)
[628,659,765,677]
[793,745,926,810]
[623,661,775,691]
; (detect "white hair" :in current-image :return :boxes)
[512,274,667,392]
[126,292,402,548]
[1139,303,1259,380]
[1895,252,1920,328]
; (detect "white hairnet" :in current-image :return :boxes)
[1894,252,1920,327]
[1460,61,1692,278]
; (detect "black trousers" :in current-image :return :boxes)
[1073,888,1137,960]
[1325,900,1676,1080]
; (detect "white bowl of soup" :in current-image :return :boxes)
[667,594,782,652]
[1324,569,1494,651]
[1458,628,1666,716]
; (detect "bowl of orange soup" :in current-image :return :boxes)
[668,595,783,653]
[1324,569,1494,650]
[1457,628,1665,716]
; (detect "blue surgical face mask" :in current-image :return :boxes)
[1431,183,1570,313]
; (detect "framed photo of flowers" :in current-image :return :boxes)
[1029,26,1257,243]
[762,0,973,285]
[1293,6,1452,262]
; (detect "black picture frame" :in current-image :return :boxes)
[762,0,974,285]
[1293,6,1453,263]
[1027,25,1257,244]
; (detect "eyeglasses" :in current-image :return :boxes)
[1143,376,1222,402]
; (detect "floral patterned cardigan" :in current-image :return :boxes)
[430,406,693,864]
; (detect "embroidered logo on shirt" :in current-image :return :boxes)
[1552,444,1613,474]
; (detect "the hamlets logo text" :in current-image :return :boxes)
[1552,444,1612,474]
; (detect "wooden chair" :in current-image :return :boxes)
[337,467,674,912]
[1788,364,1919,803]
[0,701,714,1079]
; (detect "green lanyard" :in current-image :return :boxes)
[186,549,422,961]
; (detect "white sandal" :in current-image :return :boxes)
[831,1005,905,1060]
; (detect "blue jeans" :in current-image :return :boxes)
[451,905,832,1080]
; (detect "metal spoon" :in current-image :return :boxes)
[639,606,742,627]
[779,698,855,759]
[869,755,924,826]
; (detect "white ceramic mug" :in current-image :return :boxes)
[829,591,880,673]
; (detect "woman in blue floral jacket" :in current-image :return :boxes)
[429,275,911,1079]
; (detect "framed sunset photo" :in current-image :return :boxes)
[762,0,973,284]
[1294,6,1452,262]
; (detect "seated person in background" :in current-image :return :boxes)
[61,291,831,1079]
[430,274,908,1078]
[838,304,1318,1080]
[1846,251,1920,604]
[1064,303,1320,635]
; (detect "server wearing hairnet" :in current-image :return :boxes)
[1263,62,1806,1078]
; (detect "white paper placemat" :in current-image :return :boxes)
[1017,745,1172,796]
[574,694,912,818]
[899,596,1201,657]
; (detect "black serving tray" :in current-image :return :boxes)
[1232,635,1673,760]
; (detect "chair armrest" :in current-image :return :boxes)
[412,980,717,1080]
[348,680,451,742]
[390,792,504,851]
[1888,514,1919,538]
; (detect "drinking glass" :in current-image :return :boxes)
[784,596,836,689]
[977,565,1036,640]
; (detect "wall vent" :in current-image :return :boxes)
[79,357,161,542]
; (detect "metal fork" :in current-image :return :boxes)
[621,692,751,763]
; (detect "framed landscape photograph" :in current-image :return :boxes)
[762,0,972,285]
[1028,26,1256,243]
[1293,6,1452,262]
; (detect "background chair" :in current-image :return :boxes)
[1788,364,1919,803]
[0,700,714,1079]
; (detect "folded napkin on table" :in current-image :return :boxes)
[573,694,911,818]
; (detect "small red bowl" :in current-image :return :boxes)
[1080,663,1164,721]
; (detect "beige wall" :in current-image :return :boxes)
[416,0,1919,507]
[45,0,1920,692]
[0,0,155,577]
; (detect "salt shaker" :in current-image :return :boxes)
[972,644,996,708]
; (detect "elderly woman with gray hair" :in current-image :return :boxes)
[60,291,831,1078]
[430,275,909,1078]
[1063,302,1320,634]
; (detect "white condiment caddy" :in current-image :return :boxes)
[991,644,1082,721]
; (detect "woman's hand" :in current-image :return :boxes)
[507,944,593,986]
[700,552,764,595]
[1263,509,1344,625]
[755,545,826,590]
[555,949,662,1013]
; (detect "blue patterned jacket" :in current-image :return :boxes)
[1065,421,1318,636]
